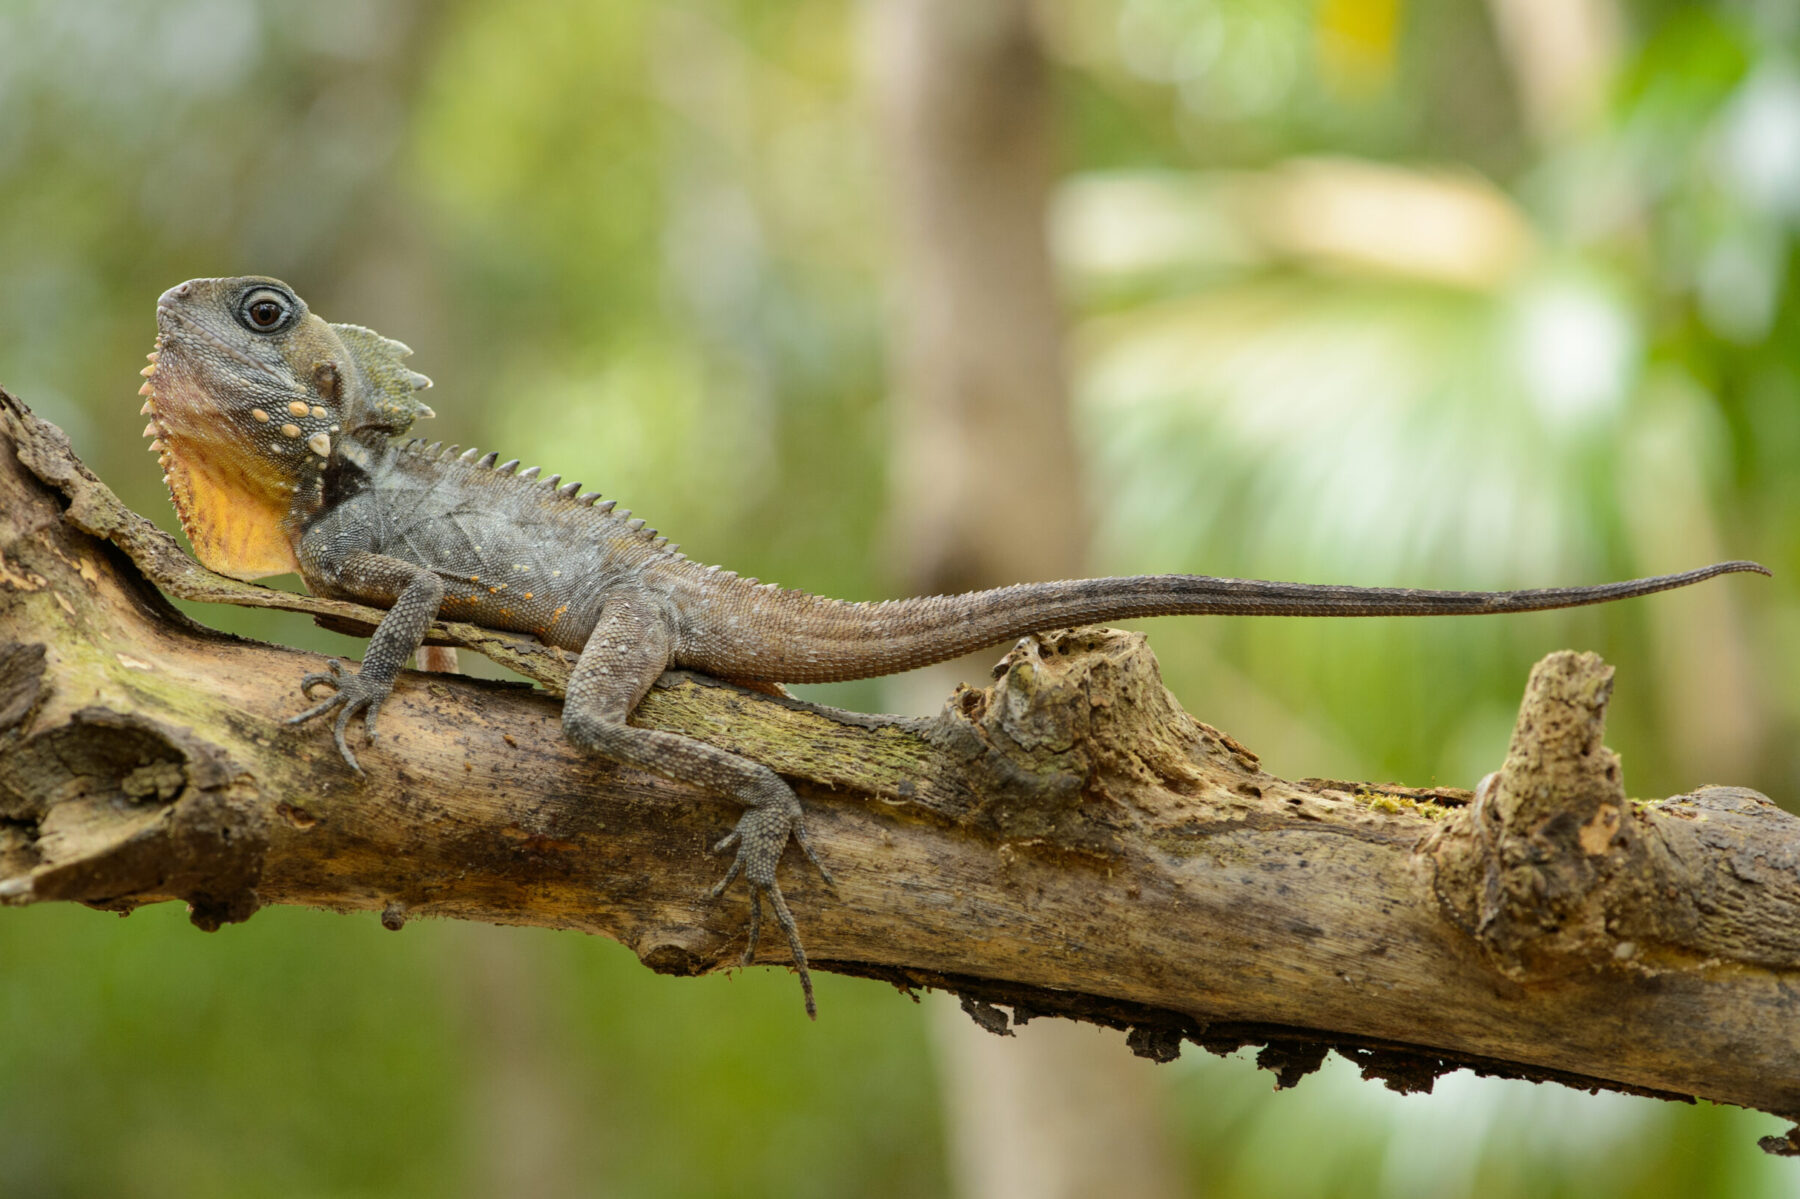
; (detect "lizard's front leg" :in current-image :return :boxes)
[287,552,444,772]
[563,589,832,1016]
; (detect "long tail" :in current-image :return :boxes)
[673,561,1769,683]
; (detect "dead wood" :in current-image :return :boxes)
[1,386,1795,1154]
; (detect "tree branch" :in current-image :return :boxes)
[2,387,1795,1154]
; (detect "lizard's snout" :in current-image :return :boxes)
[154,284,192,339]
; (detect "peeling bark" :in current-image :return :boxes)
[1,387,1796,1153]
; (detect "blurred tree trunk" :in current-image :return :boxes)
[864,2,1183,1196]
[866,0,1086,597]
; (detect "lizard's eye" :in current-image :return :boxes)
[236,289,294,334]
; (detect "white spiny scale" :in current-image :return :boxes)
[578,493,599,505]
[556,481,580,499]
[519,466,540,481]
[543,474,561,489]
[594,499,616,513]
[477,451,499,469]
[626,518,646,531]
[140,401,154,415]
[497,459,519,473]
[459,447,480,462]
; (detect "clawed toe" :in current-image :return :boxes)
[733,876,814,1019]
[760,879,814,1019]
[298,660,347,699]
[709,854,744,900]
[792,820,835,888]
[286,691,345,726]
[743,890,763,964]
[331,698,368,773]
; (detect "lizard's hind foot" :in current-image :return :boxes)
[710,798,834,1019]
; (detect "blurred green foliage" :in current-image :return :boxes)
[1,0,1795,1194]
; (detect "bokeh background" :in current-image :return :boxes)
[2,0,1798,1195]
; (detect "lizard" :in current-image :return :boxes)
[138,275,1769,1016]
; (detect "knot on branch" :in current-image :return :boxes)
[1431,651,1635,976]
[1431,652,1800,985]
[0,706,266,929]
[925,626,1252,856]
[1419,661,1800,1067]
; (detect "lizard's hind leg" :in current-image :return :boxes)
[562,589,832,1017]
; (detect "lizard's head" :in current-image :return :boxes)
[141,276,432,578]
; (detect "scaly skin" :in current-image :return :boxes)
[140,276,1770,1016]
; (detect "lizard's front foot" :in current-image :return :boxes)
[286,659,392,774]
[710,787,834,1018]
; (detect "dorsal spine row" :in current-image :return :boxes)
[398,437,691,563]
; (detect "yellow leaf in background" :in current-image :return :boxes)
[1316,0,1402,97]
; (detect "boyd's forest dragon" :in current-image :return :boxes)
[139,276,1769,1015]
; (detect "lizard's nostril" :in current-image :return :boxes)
[157,282,193,307]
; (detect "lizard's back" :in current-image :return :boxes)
[310,441,684,652]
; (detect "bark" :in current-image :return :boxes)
[1,387,1797,1155]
